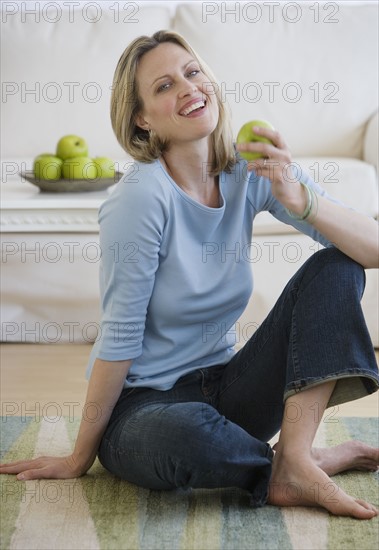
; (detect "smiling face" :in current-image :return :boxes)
[135,42,219,148]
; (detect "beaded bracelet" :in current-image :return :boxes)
[285,181,316,222]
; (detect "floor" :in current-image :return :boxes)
[1,343,378,418]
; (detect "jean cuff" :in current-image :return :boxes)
[249,443,274,508]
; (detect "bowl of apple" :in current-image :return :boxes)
[21,135,123,192]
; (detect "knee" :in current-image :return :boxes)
[313,248,366,300]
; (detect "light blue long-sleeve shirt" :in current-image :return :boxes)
[86,157,333,390]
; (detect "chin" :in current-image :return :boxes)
[192,127,217,142]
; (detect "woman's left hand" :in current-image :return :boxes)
[236,125,307,215]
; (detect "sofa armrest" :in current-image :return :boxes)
[363,110,379,175]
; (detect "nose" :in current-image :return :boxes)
[177,77,197,98]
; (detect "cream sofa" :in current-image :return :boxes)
[1,1,378,345]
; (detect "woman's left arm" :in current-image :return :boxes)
[304,194,379,269]
[237,125,379,269]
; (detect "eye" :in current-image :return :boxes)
[187,69,200,78]
[157,82,171,93]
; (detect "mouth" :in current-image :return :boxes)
[179,99,207,117]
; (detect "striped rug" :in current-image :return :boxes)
[1,416,378,550]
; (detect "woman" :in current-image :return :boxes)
[1,30,379,519]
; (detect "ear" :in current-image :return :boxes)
[135,113,150,131]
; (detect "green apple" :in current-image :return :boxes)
[33,154,63,180]
[56,135,88,160]
[236,120,274,161]
[93,157,115,178]
[62,157,98,180]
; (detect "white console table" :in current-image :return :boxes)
[1,172,111,233]
[1,163,114,343]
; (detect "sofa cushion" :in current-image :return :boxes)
[1,4,172,159]
[364,110,379,173]
[237,233,379,347]
[253,157,378,235]
[173,2,378,158]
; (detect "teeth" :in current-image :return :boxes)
[180,100,205,116]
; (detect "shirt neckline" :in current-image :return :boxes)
[156,159,225,213]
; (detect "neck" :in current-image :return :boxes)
[161,138,215,193]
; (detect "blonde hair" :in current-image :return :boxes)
[110,30,236,175]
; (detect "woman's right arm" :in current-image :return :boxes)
[0,357,132,480]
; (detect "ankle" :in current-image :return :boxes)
[274,442,312,461]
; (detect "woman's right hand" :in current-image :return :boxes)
[1,358,132,483]
[0,453,93,481]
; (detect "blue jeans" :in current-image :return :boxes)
[98,248,379,507]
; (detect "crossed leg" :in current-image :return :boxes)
[218,249,379,519]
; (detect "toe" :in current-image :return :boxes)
[353,499,378,519]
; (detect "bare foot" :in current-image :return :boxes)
[268,448,378,519]
[311,441,379,476]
